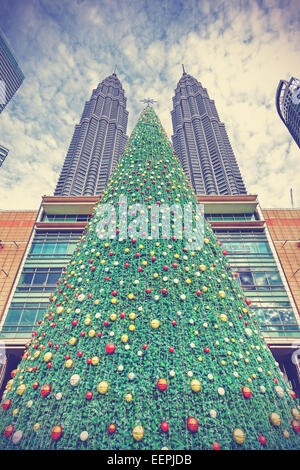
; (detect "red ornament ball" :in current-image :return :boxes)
[259,435,267,445]
[86,391,93,400]
[51,425,63,441]
[187,417,198,432]
[33,381,39,390]
[106,343,116,354]
[108,424,116,434]
[213,442,221,450]
[41,384,51,397]
[157,378,168,391]
[2,399,11,410]
[161,421,169,432]
[4,424,14,438]
[242,386,252,399]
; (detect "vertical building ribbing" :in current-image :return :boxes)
[0,29,24,114]
[54,73,128,196]
[276,77,300,148]
[171,70,247,195]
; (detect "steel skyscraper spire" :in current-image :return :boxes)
[55,72,128,196]
[171,67,246,195]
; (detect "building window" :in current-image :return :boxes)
[1,303,48,337]
[16,267,63,292]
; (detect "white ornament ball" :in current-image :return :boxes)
[56,392,63,400]
[80,431,89,441]
[78,294,85,302]
[260,386,266,393]
[210,410,217,418]
[275,386,285,397]
[26,400,33,408]
[12,430,23,444]
[218,387,225,396]
[70,374,81,387]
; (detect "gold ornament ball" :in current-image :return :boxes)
[69,337,77,346]
[56,306,64,314]
[17,384,26,396]
[291,408,300,420]
[121,334,128,343]
[44,352,53,362]
[125,393,133,402]
[129,324,135,332]
[110,313,117,321]
[219,314,228,322]
[65,359,73,369]
[84,318,91,326]
[88,329,96,337]
[199,264,206,271]
[190,379,201,392]
[97,381,109,394]
[283,430,290,439]
[91,356,99,366]
[129,312,136,320]
[33,423,40,431]
[270,412,281,426]
[233,428,245,444]
[151,319,160,329]
[132,425,144,441]
[218,290,226,298]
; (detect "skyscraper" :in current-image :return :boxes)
[0,144,9,167]
[276,76,300,148]
[0,29,24,114]
[54,72,128,196]
[171,67,247,195]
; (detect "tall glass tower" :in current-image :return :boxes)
[171,67,247,195]
[55,72,128,196]
[0,144,9,167]
[0,29,24,114]
[276,76,300,148]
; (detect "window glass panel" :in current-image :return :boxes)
[267,272,283,285]
[55,243,68,254]
[239,272,254,286]
[67,243,77,254]
[32,272,47,285]
[253,272,268,286]
[20,309,35,324]
[19,272,34,285]
[31,243,42,254]
[258,242,270,253]
[4,309,22,325]
[264,309,281,324]
[42,243,55,254]
[47,272,61,285]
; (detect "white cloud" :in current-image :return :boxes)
[0,0,299,210]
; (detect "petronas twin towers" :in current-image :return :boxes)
[54,69,246,197]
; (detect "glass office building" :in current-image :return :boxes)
[171,68,247,195]
[276,77,300,148]
[0,29,24,114]
[54,73,128,196]
[0,144,9,167]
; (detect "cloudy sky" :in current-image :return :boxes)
[0,0,299,210]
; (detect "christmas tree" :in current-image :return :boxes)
[0,106,299,450]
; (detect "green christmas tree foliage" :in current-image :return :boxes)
[0,107,299,450]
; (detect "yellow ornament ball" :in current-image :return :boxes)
[17,384,26,396]
[270,412,281,426]
[33,423,40,431]
[125,393,133,402]
[219,314,228,322]
[151,319,160,329]
[44,352,53,362]
[121,334,128,343]
[69,337,77,346]
[97,381,109,394]
[233,428,245,444]
[129,312,136,320]
[56,306,64,315]
[6,379,13,390]
[218,290,226,298]
[91,356,99,366]
[291,408,300,420]
[283,430,290,439]
[34,351,40,359]
[88,329,96,337]
[110,313,117,321]
[132,425,144,441]
[111,298,117,304]
[199,264,206,271]
[128,293,134,300]
[190,379,201,392]
[65,359,73,369]
[84,318,91,326]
